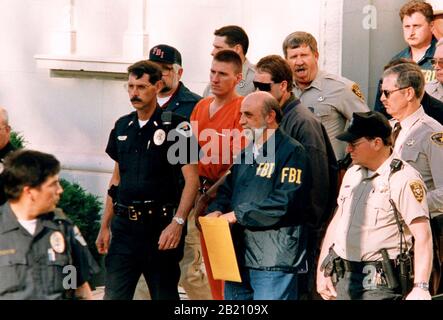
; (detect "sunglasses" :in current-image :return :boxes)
[430,58,443,69]
[380,86,410,98]
[253,81,273,92]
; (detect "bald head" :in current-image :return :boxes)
[240,92,282,131]
[0,107,11,150]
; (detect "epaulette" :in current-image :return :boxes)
[52,208,73,224]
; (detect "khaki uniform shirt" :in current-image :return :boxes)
[333,154,429,261]
[203,59,256,97]
[392,107,443,217]
[293,70,369,161]
[425,79,443,102]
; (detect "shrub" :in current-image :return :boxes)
[10,131,26,149]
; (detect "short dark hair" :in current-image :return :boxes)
[399,0,434,23]
[213,50,242,74]
[282,31,318,57]
[383,62,425,100]
[262,96,283,124]
[127,60,163,84]
[214,25,249,55]
[2,149,61,200]
[256,55,294,91]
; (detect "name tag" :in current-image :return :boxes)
[118,135,127,141]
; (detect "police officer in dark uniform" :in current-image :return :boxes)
[95,60,199,300]
[0,150,97,300]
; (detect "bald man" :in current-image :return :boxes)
[0,107,16,205]
[205,92,310,300]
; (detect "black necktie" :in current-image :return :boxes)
[392,122,402,147]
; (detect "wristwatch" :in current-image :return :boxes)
[173,216,185,225]
[413,282,429,291]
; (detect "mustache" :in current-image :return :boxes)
[131,97,142,102]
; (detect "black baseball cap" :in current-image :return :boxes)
[336,111,392,142]
[149,44,182,66]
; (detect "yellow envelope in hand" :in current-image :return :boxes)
[199,216,241,282]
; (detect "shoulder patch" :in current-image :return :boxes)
[430,132,443,146]
[351,83,365,101]
[409,180,425,203]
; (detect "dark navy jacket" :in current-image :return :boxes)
[281,95,338,229]
[207,128,309,272]
[374,37,437,113]
[161,81,201,120]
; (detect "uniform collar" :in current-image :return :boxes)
[242,59,255,77]
[0,203,21,234]
[295,70,325,92]
[357,153,396,181]
[393,106,425,134]
[0,203,60,235]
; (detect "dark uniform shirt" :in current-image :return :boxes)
[207,128,309,272]
[0,204,97,300]
[374,37,437,113]
[106,107,192,206]
[160,81,201,120]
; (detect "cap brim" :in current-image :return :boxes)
[149,57,175,64]
[336,131,362,142]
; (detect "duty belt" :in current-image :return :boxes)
[114,201,177,221]
[340,259,384,273]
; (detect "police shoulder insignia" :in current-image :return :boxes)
[176,121,192,138]
[409,180,425,203]
[73,225,88,246]
[50,231,66,253]
[351,83,365,101]
[430,132,443,146]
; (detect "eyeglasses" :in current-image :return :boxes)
[430,58,443,69]
[380,86,410,98]
[124,83,153,92]
[253,81,273,92]
[347,138,367,149]
[161,65,174,76]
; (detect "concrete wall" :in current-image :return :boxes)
[1,0,341,204]
[342,0,405,108]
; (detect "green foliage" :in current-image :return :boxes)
[10,131,26,149]
[58,178,102,261]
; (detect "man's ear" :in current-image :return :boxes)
[177,67,184,79]
[155,80,164,93]
[233,44,243,57]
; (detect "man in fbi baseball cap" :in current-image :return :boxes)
[336,111,392,143]
[149,44,182,66]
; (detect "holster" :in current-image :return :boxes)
[320,246,341,278]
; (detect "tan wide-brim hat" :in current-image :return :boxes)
[427,0,443,16]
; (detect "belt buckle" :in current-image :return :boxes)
[128,206,138,221]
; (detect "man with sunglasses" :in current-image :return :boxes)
[317,111,432,300]
[253,55,338,299]
[382,62,443,294]
[425,38,443,101]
